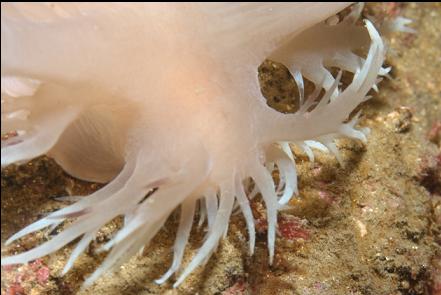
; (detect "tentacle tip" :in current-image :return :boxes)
[0,258,8,266]
[4,239,14,246]
[382,66,392,75]
[364,19,382,41]
[82,272,102,289]
[361,127,371,137]
[172,279,182,289]
[268,254,274,266]
[154,278,166,285]
[61,267,70,276]
[336,160,345,168]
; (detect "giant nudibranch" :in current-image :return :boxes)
[1,3,409,288]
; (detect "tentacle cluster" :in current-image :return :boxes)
[1,151,278,288]
[261,14,389,207]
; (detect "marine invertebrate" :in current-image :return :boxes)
[1,3,395,288]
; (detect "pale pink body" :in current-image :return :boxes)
[1,3,410,288]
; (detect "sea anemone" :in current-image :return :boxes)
[1,3,409,288]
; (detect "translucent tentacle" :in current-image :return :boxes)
[62,227,99,275]
[267,144,298,205]
[4,158,137,246]
[250,163,278,265]
[304,140,329,153]
[299,142,315,162]
[84,215,168,288]
[204,187,218,233]
[302,64,338,99]
[155,198,196,284]
[174,179,235,287]
[292,69,305,105]
[197,198,207,228]
[235,175,255,255]
[320,136,343,166]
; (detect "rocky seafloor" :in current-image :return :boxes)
[1,3,440,295]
